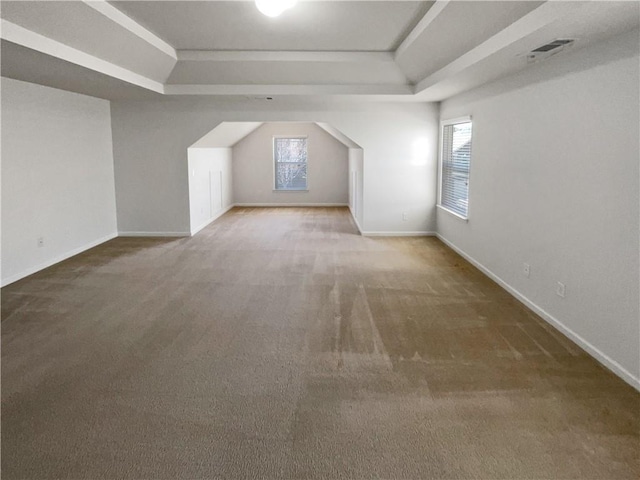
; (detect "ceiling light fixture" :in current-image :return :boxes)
[255,0,297,17]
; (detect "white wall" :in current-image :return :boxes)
[438,29,640,388]
[232,122,348,206]
[110,100,439,236]
[349,148,364,230]
[1,78,118,286]
[188,147,233,235]
[361,108,439,235]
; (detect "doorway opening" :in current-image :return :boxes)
[187,121,363,235]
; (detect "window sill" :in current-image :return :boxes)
[437,204,468,222]
[273,189,309,192]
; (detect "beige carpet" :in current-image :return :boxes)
[2,207,638,479]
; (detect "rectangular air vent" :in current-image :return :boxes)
[531,39,575,53]
[525,39,575,63]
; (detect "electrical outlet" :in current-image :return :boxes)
[523,263,530,278]
[402,212,408,221]
[37,236,44,248]
[556,281,566,298]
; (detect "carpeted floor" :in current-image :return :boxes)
[2,207,638,479]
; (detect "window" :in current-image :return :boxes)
[439,118,472,219]
[274,137,308,190]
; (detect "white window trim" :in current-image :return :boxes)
[273,135,309,192]
[437,116,472,221]
[436,204,469,221]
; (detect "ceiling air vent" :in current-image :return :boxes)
[532,39,574,53]
[526,39,575,63]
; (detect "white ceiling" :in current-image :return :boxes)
[0,40,163,100]
[1,1,638,102]
[112,1,433,51]
[190,121,265,148]
[1,1,176,81]
[190,121,362,149]
[395,1,544,82]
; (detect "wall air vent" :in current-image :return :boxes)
[526,39,575,63]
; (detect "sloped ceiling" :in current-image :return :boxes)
[190,122,265,148]
[315,123,361,149]
[1,1,638,101]
[192,121,361,149]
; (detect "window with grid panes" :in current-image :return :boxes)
[274,137,308,190]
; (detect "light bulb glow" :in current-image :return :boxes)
[255,0,297,17]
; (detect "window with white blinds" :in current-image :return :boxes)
[439,119,472,218]
[274,137,308,190]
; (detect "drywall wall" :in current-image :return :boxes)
[349,148,364,230]
[188,147,233,235]
[110,100,439,235]
[1,77,117,286]
[232,122,348,206]
[438,29,640,388]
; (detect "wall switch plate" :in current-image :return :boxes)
[37,236,44,248]
[402,212,408,221]
[556,281,566,298]
[523,263,530,278]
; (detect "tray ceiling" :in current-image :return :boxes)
[112,1,434,51]
[1,1,638,101]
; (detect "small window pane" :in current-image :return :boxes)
[440,121,472,218]
[275,138,308,190]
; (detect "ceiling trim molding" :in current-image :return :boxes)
[177,50,395,63]
[164,83,414,96]
[0,19,165,94]
[394,0,450,60]
[414,0,582,94]
[83,0,177,59]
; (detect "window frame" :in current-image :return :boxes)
[272,135,309,192]
[438,116,472,221]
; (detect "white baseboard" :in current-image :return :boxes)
[234,203,348,207]
[436,233,640,392]
[190,204,234,236]
[349,208,363,235]
[346,206,433,238]
[362,231,437,237]
[118,231,190,237]
[1,232,118,287]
